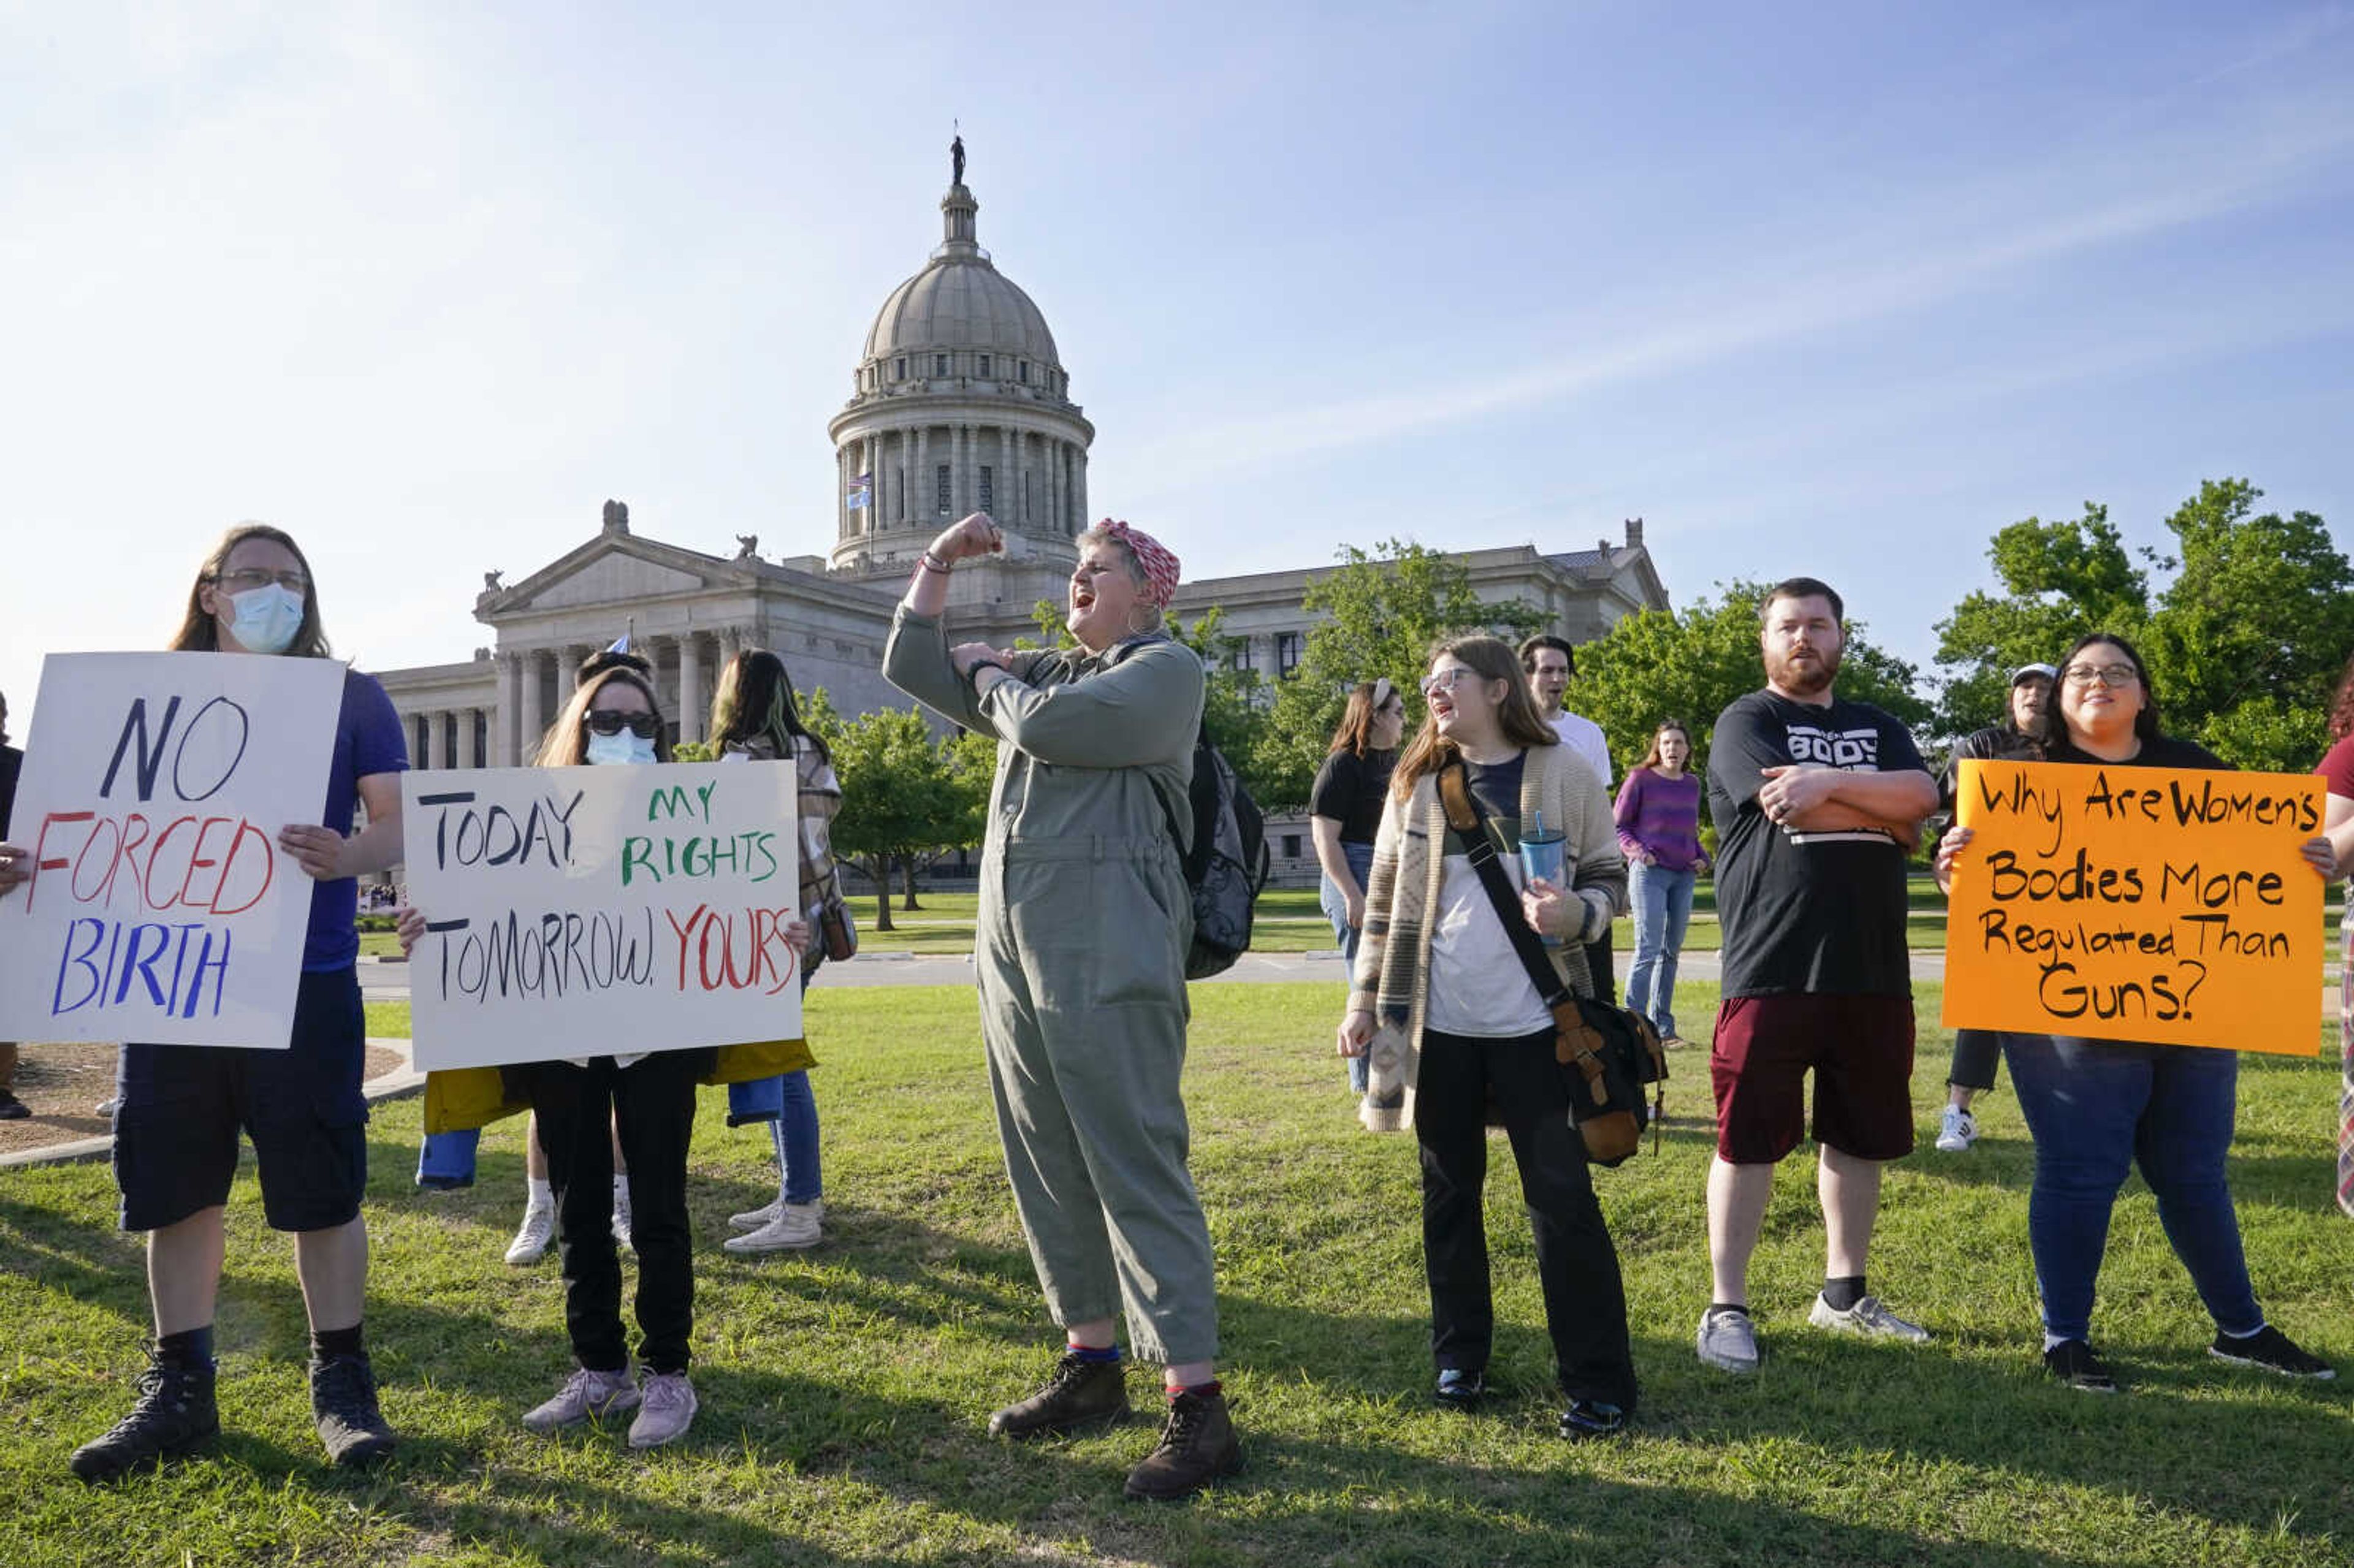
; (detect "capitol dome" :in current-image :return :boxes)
[863,244,1060,370]
[828,146,1093,582]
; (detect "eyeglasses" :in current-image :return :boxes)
[583,710,662,738]
[1419,668,1480,696]
[216,567,309,594]
[2062,663,2139,688]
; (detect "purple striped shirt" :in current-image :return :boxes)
[1613,767,1708,872]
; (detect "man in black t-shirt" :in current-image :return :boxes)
[1695,579,1937,1374]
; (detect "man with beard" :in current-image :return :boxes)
[1695,578,1936,1374]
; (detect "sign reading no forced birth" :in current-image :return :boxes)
[1941,758,2324,1054]
[401,761,802,1071]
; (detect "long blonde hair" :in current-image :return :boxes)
[1391,636,1557,801]
[170,523,333,658]
[533,652,672,767]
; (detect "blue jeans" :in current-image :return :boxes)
[1623,862,1694,1040]
[2003,1035,2261,1344]
[726,950,825,1203]
[1320,840,1376,1094]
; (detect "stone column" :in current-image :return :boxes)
[1073,445,1089,533]
[949,423,965,518]
[458,707,478,769]
[677,634,704,745]
[1046,440,1062,539]
[519,652,546,761]
[720,625,744,681]
[915,427,931,521]
[495,653,517,766]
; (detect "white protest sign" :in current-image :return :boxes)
[0,652,346,1048]
[400,762,804,1071]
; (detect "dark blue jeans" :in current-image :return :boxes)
[2003,1035,2261,1344]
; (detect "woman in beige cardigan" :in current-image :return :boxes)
[1336,635,1636,1438]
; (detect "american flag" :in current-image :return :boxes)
[847,472,872,510]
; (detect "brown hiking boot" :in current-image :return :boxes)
[986,1352,1128,1439]
[1123,1387,1242,1501]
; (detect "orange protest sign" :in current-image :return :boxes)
[1941,759,2323,1054]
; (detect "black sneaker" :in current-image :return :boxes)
[2210,1325,2335,1380]
[1558,1399,1629,1441]
[0,1089,28,1119]
[1123,1388,1243,1501]
[70,1358,219,1482]
[2043,1339,2118,1393]
[986,1353,1129,1439]
[1433,1368,1486,1410]
[311,1353,400,1468]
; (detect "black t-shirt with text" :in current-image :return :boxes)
[1708,689,1929,998]
[2042,734,2228,774]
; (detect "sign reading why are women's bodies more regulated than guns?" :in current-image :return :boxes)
[0,653,346,1048]
[401,761,802,1071]
[1943,759,2324,1054]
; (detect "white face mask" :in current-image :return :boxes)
[227,583,306,655]
[584,731,657,766]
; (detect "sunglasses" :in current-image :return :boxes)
[583,710,662,739]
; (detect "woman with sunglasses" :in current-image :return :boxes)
[1312,678,1406,1093]
[1337,636,1636,1439]
[403,649,805,1447]
[708,648,842,1254]
[10,524,410,1482]
[1935,633,2335,1392]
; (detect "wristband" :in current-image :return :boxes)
[918,550,952,574]
[965,658,1008,687]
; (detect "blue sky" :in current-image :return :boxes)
[5,1,2352,739]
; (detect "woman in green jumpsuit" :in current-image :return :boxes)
[884,511,1240,1502]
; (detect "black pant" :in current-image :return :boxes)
[1415,1026,1637,1409]
[523,1050,709,1375]
[1946,1029,2006,1093]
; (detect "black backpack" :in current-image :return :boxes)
[1166,718,1271,980]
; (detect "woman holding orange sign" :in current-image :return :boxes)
[1935,632,2334,1393]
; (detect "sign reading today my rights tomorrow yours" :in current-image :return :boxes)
[1942,758,2325,1054]
[401,761,802,1071]
[0,652,346,1049]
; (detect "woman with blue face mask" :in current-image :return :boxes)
[44,523,410,1482]
[402,648,791,1447]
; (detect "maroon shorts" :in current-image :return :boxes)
[1710,993,1916,1164]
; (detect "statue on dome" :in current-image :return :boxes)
[951,133,966,186]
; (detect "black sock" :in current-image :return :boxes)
[1821,1276,1867,1312]
[311,1323,365,1362]
[157,1326,216,1371]
[1705,1303,1749,1319]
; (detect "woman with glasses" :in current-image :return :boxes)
[1337,636,1636,1439]
[7,525,410,1481]
[1312,678,1406,1092]
[1614,720,1709,1048]
[1934,633,2334,1392]
[402,648,805,1447]
[709,648,843,1255]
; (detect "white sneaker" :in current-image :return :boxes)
[1696,1306,1761,1372]
[628,1371,698,1448]
[505,1200,557,1266]
[1808,1293,1930,1342]
[611,1175,633,1252]
[728,1198,782,1232]
[522,1365,640,1433]
[729,1196,822,1232]
[1935,1105,1978,1152]
[723,1201,823,1254]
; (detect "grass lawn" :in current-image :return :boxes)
[6,978,2353,1566]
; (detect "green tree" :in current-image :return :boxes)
[1931,504,2150,737]
[1250,539,1546,809]
[1930,480,2351,772]
[1563,579,1932,775]
[802,693,985,931]
[2139,479,2354,772]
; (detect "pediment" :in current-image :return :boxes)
[514,549,715,611]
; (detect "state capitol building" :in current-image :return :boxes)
[376,154,1669,780]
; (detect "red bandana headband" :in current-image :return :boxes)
[1097,519,1181,607]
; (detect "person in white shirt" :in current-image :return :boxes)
[1520,635,1617,1001]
